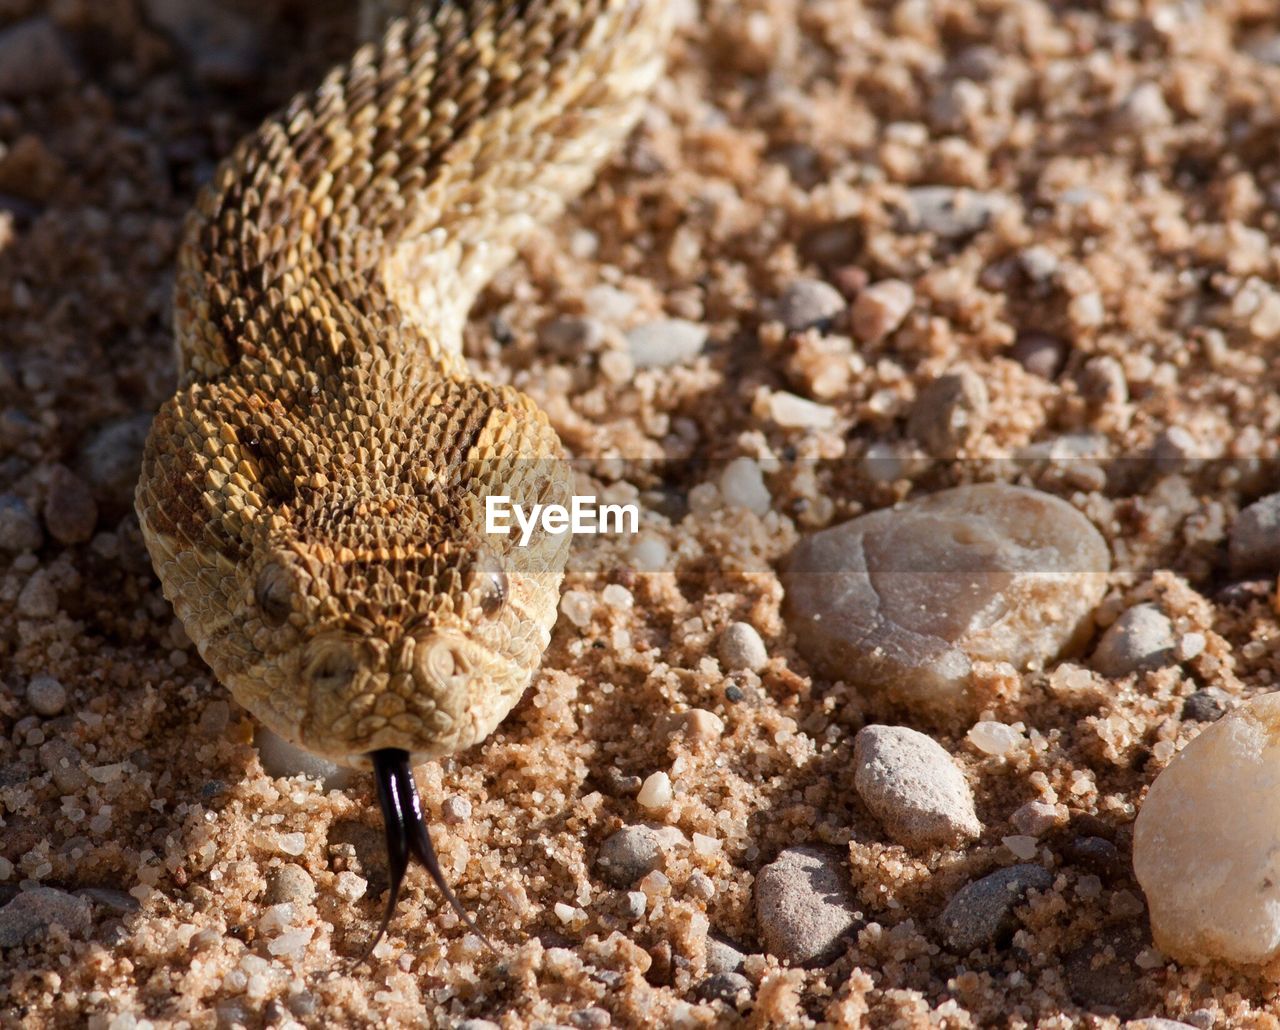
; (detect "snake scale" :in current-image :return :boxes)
[135,0,672,944]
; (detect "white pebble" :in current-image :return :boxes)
[1177,632,1206,661]
[718,622,768,673]
[267,927,313,958]
[626,318,707,368]
[718,457,771,515]
[601,584,633,610]
[637,771,673,810]
[553,902,583,925]
[966,721,1024,756]
[276,832,306,857]
[559,590,596,628]
[1003,835,1039,860]
[334,871,366,902]
[768,391,837,430]
[629,535,668,571]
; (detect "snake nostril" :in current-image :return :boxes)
[420,638,471,685]
[305,640,359,692]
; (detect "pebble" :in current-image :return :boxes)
[907,369,989,458]
[695,972,752,1007]
[626,318,707,368]
[38,738,88,793]
[43,465,98,545]
[595,824,685,887]
[900,187,1009,239]
[775,278,845,332]
[143,0,264,85]
[853,725,982,848]
[718,621,768,673]
[636,771,673,810]
[17,570,58,619]
[705,937,746,974]
[541,315,606,354]
[0,495,42,552]
[1010,801,1060,837]
[718,457,771,515]
[850,279,914,343]
[768,391,837,430]
[939,864,1053,953]
[265,864,316,906]
[1228,492,1280,577]
[967,721,1023,756]
[1092,604,1176,677]
[0,887,92,947]
[1180,689,1228,723]
[26,675,67,717]
[1133,693,1280,966]
[1010,331,1067,380]
[783,484,1109,715]
[441,795,472,825]
[0,19,74,97]
[754,845,859,966]
[79,414,153,507]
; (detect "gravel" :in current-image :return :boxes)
[849,279,913,343]
[264,864,316,906]
[0,495,42,552]
[43,465,98,545]
[1228,492,1280,577]
[1092,604,1177,677]
[594,824,685,887]
[25,675,67,717]
[695,972,752,1007]
[0,887,92,947]
[755,845,859,966]
[853,725,982,849]
[907,368,989,458]
[939,864,1053,953]
[1181,689,1228,723]
[0,19,74,97]
[718,621,768,673]
[899,186,1010,239]
[626,318,707,368]
[704,937,746,974]
[775,278,845,332]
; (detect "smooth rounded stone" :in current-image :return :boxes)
[17,570,58,619]
[939,864,1053,953]
[626,318,707,368]
[0,19,74,97]
[718,621,768,673]
[26,675,67,717]
[899,187,1010,239]
[782,484,1109,716]
[1229,492,1280,577]
[0,495,42,552]
[1181,689,1228,724]
[39,738,88,793]
[265,864,316,906]
[595,824,686,887]
[1133,693,1280,967]
[768,391,837,430]
[1126,1021,1199,1030]
[755,845,859,966]
[76,888,140,914]
[541,315,606,354]
[853,725,981,848]
[695,972,752,1007]
[719,457,771,515]
[775,278,845,332]
[705,936,746,974]
[1092,604,1176,677]
[0,887,92,947]
[43,465,98,545]
[1011,330,1068,380]
[907,369,989,458]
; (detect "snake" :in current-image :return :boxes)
[135,0,672,949]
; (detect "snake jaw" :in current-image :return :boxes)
[364,748,495,959]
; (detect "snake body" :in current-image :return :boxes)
[136,0,671,938]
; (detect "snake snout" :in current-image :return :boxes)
[415,633,475,690]
[302,635,363,694]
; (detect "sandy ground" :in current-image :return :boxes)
[3,0,1280,1026]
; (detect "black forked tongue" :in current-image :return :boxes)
[360,748,495,960]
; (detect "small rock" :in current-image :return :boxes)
[695,972,752,1007]
[1229,492,1280,577]
[43,466,98,545]
[595,824,685,887]
[1018,247,1059,283]
[441,795,472,825]
[265,864,316,906]
[76,888,141,914]
[1134,693,1280,966]
[17,569,58,619]
[705,937,746,974]
[775,278,845,332]
[541,316,606,354]
[26,675,66,717]
[1079,355,1128,406]
[967,721,1023,756]
[850,279,914,344]
[0,495,42,552]
[907,369,989,458]
[853,725,981,848]
[637,771,673,810]
[939,864,1053,953]
[900,187,1009,239]
[1064,925,1143,1016]
[718,622,768,673]
[78,415,153,507]
[1010,801,1060,837]
[1117,82,1171,131]
[719,457,771,515]
[783,484,1109,716]
[0,887,92,947]
[1066,836,1125,882]
[143,0,264,85]
[626,318,707,368]
[38,738,88,793]
[768,391,837,430]
[456,1021,501,1030]
[755,845,859,966]
[1181,689,1228,723]
[0,19,74,97]
[1092,604,1176,677]
[1151,427,1199,470]
[1009,331,1067,379]
[568,1007,611,1029]
[1126,1021,1198,1030]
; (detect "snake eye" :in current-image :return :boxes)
[463,553,508,617]
[254,562,293,627]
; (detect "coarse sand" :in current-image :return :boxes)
[3,0,1280,1026]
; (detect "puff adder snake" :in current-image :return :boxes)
[135,0,672,949]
